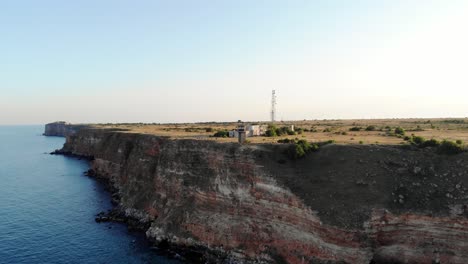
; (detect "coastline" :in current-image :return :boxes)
[50,149,227,264]
[46,123,468,264]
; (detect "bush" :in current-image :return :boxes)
[437,140,464,155]
[405,136,464,154]
[320,139,335,145]
[291,143,306,159]
[411,136,426,146]
[365,125,377,131]
[309,142,320,152]
[394,127,405,135]
[205,127,214,133]
[213,130,229,138]
[421,138,440,148]
[265,125,278,137]
[266,125,296,137]
[456,140,463,145]
[349,127,362,131]
[265,130,277,137]
[277,138,294,144]
[286,140,319,159]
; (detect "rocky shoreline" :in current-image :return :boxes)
[53,150,234,264]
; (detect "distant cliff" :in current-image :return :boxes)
[43,122,90,137]
[49,127,468,264]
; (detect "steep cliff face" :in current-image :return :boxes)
[58,128,468,264]
[44,122,90,137]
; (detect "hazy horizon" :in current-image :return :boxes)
[1,0,467,125]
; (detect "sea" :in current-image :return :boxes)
[0,125,179,264]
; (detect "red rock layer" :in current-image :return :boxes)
[59,129,468,263]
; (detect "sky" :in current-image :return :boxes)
[0,0,467,124]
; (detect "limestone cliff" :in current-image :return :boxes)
[53,127,468,264]
[44,121,90,137]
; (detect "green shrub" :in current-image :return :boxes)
[213,130,229,138]
[411,136,426,146]
[266,125,296,137]
[291,143,306,159]
[421,138,440,148]
[437,140,464,155]
[403,136,411,141]
[277,138,294,144]
[456,139,463,145]
[394,127,405,135]
[365,125,377,131]
[265,129,277,137]
[309,143,319,152]
[349,127,362,131]
[359,141,364,144]
[323,128,332,133]
[265,125,278,137]
[205,127,214,132]
[286,140,319,159]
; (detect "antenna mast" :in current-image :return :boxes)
[270,90,277,122]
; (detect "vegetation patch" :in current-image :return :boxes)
[277,138,338,160]
[404,135,465,155]
[394,127,405,136]
[438,140,465,155]
[441,119,466,124]
[277,138,319,159]
[265,125,297,137]
[407,125,424,132]
[212,130,229,138]
[287,140,319,159]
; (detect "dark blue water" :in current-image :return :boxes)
[0,126,178,264]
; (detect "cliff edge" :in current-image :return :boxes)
[51,126,468,264]
[43,121,90,137]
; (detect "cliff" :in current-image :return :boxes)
[54,128,468,264]
[43,121,90,137]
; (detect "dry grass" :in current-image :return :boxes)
[93,118,468,145]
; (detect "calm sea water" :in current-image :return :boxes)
[0,126,179,264]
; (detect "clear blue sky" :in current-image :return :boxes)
[1,0,467,124]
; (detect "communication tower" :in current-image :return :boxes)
[270,90,277,122]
